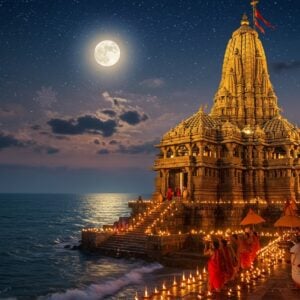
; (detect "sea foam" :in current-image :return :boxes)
[40,263,162,300]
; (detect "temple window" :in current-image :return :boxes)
[166,149,174,158]
[192,145,199,156]
[177,145,188,156]
[158,150,164,158]
[233,147,239,157]
[203,146,211,157]
[221,108,225,115]
[273,147,286,159]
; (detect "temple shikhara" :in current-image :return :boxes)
[154,14,300,204]
[81,13,300,260]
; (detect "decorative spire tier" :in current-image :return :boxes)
[210,14,279,128]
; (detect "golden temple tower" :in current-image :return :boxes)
[154,14,300,204]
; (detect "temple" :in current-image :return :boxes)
[153,14,300,204]
[81,14,299,259]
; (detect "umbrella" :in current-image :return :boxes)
[274,215,300,228]
[240,208,266,226]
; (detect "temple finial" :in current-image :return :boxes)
[251,0,259,30]
[241,13,249,26]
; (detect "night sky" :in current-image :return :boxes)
[0,0,299,193]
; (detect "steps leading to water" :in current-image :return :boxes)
[97,201,174,257]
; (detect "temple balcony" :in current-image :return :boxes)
[264,158,296,167]
[153,156,194,169]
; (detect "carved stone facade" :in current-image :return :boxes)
[153,15,300,204]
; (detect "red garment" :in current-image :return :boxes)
[166,188,173,201]
[240,239,252,269]
[221,246,235,282]
[250,235,261,263]
[208,249,225,291]
[176,188,181,197]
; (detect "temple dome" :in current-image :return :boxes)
[162,107,218,140]
[263,116,299,139]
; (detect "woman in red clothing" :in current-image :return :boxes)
[166,187,173,201]
[240,233,253,269]
[220,239,235,282]
[250,231,261,263]
[205,240,225,292]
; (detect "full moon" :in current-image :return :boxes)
[94,40,120,67]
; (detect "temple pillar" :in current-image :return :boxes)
[161,169,168,197]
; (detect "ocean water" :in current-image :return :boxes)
[0,194,185,300]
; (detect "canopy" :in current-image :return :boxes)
[240,208,266,226]
[274,215,300,228]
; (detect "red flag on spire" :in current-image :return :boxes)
[255,20,265,34]
[255,9,275,29]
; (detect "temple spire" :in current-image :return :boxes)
[210,15,279,127]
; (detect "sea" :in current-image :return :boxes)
[0,193,191,300]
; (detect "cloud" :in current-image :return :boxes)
[102,92,128,110]
[46,147,60,155]
[117,139,159,154]
[47,115,117,137]
[33,146,60,155]
[271,61,300,73]
[101,109,116,117]
[0,131,60,156]
[0,132,26,150]
[97,149,109,155]
[140,78,165,88]
[31,125,41,130]
[119,111,148,125]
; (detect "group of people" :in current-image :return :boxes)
[166,186,188,201]
[166,187,181,201]
[204,229,261,293]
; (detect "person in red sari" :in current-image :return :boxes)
[250,231,261,263]
[204,240,225,292]
[220,239,235,283]
[166,187,173,201]
[240,233,253,269]
[230,234,240,275]
[175,187,181,198]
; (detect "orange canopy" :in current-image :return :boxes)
[274,215,300,228]
[240,208,266,226]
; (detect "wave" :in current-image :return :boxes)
[40,263,162,300]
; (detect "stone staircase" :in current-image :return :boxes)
[97,201,173,258]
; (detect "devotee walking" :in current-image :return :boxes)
[240,233,252,269]
[229,234,240,277]
[220,239,235,282]
[250,231,261,264]
[204,240,225,293]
